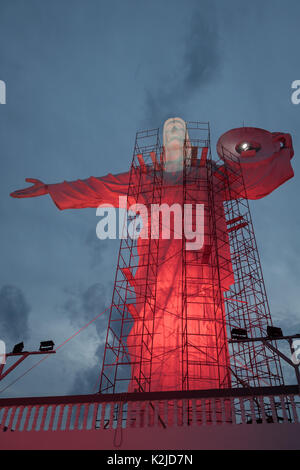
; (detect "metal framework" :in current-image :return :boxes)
[99,122,284,395]
[0,349,56,382]
[219,145,284,388]
[100,128,163,394]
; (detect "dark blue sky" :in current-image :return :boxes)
[0,0,300,397]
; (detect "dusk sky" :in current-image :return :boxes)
[0,0,300,398]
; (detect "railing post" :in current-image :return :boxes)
[192,399,197,426]
[289,395,299,423]
[279,395,289,423]
[99,403,106,429]
[14,406,24,431]
[65,405,72,431]
[109,402,114,429]
[82,404,90,430]
[23,406,32,431]
[0,407,9,430]
[73,405,81,430]
[39,406,48,431]
[153,401,159,427]
[230,398,236,425]
[164,400,168,428]
[174,399,179,427]
[258,396,267,423]
[240,398,246,424]
[201,399,206,426]
[48,405,56,431]
[136,401,142,428]
[249,397,257,425]
[269,396,278,424]
[56,405,65,431]
[116,401,124,429]
[91,403,99,430]
[7,406,17,431]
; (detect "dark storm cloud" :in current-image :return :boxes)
[61,282,111,395]
[0,285,30,347]
[183,10,220,89]
[62,282,111,336]
[144,4,220,125]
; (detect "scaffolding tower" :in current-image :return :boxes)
[99,122,284,395]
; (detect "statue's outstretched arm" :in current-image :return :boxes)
[216,128,294,200]
[10,171,130,210]
[10,178,48,198]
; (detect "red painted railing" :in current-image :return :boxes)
[0,386,299,432]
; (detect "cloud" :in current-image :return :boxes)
[144,3,221,126]
[272,309,300,335]
[266,308,300,385]
[0,285,30,348]
[63,281,133,395]
[61,282,112,394]
[62,281,111,337]
[69,343,103,395]
[84,228,114,269]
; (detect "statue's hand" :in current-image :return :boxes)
[272,132,294,157]
[10,178,48,198]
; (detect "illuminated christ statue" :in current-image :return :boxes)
[11,118,294,392]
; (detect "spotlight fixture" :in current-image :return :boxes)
[236,141,261,155]
[39,340,55,352]
[231,328,248,340]
[267,326,283,339]
[12,342,24,354]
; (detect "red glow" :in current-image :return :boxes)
[10,124,294,394]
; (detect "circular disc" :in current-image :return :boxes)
[216,127,280,164]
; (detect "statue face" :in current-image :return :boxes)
[163,117,188,172]
[163,117,186,148]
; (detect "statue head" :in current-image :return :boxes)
[163,117,191,172]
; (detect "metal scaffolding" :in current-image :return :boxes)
[99,122,284,395]
[219,145,284,388]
